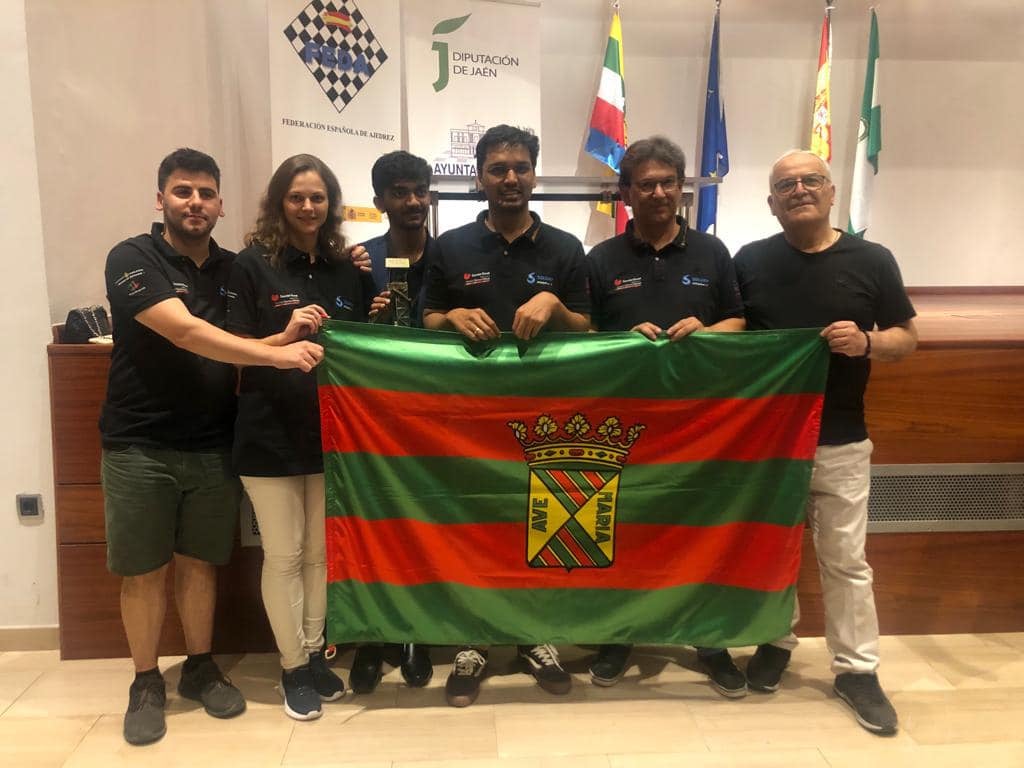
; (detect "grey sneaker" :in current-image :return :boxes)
[177,657,246,718]
[123,675,167,746]
[834,672,898,735]
[518,644,572,695]
[446,649,487,708]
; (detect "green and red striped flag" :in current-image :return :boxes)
[318,324,828,647]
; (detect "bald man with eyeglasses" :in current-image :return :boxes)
[733,149,918,736]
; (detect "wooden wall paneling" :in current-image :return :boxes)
[866,347,1024,465]
[794,531,1024,641]
[48,345,109,485]
[58,543,275,660]
[56,485,106,544]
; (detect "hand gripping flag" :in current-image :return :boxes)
[318,324,829,647]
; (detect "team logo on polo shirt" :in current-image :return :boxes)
[335,296,354,311]
[172,282,190,296]
[507,413,645,571]
[526,272,554,288]
[681,274,711,287]
[271,292,302,308]
[283,1,389,115]
[463,271,491,287]
[115,269,146,297]
[612,276,642,292]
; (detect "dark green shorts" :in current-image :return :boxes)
[101,445,242,576]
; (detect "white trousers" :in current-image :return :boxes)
[774,439,880,675]
[241,474,326,671]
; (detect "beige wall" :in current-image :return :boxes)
[5,0,1021,629]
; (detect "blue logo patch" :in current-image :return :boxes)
[681,274,710,287]
[527,272,555,287]
[335,296,354,311]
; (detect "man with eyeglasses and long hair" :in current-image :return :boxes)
[733,149,917,736]
[585,135,747,698]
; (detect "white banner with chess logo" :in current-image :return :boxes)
[403,0,542,232]
[268,0,401,241]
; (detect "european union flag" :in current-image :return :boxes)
[697,8,729,234]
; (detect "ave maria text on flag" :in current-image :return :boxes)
[318,324,829,647]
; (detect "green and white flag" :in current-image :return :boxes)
[848,9,881,237]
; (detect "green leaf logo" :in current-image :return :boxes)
[433,14,470,36]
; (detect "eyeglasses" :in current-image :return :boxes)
[772,174,829,195]
[633,178,681,195]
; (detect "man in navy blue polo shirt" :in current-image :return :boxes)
[423,124,590,707]
[586,135,747,698]
[361,151,435,328]
[101,148,324,746]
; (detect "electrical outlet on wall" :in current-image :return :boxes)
[16,493,44,524]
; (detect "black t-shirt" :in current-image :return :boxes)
[100,223,237,451]
[226,244,375,476]
[734,231,916,445]
[423,211,591,331]
[587,217,743,331]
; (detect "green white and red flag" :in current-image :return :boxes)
[318,324,828,647]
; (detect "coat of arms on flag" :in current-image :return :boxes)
[283,0,388,114]
[508,413,644,570]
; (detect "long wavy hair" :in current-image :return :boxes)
[245,154,346,268]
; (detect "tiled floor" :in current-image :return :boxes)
[1,635,1022,767]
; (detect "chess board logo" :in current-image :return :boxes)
[283,0,388,114]
[508,414,645,571]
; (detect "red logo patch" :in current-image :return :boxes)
[463,273,471,280]
[614,279,622,286]
[271,294,279,302]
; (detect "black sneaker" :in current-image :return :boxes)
[589,644,632,687]
[123,675,167,746]
[834,672,898,735]
[349,645,384,694]
[177,657,246,718]
[309,650,345,701]
[746,644,791,693]
[518,644,572,695]
[281,665,322,721]
[445,649,487,708]
[698,649,747,698]
[400,644,433,688]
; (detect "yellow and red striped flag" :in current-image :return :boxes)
[322,9,354,32]
[810,7,833,162]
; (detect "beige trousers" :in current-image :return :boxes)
[774,439,880,675]
[241,474,327,671]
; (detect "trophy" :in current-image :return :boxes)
[383,256,412,327]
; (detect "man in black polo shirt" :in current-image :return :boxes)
[423,124,590,707]
[101,148,324,746]
[586,135,748,698]
[734,149,917,735]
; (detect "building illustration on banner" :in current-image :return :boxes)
[432,121,487,176]
[283,0,388,113]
